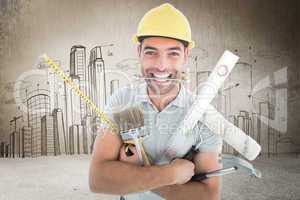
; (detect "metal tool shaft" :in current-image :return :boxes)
[191,167,238,181]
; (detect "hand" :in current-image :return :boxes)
[119,144,141,165]
[168,159,195,185]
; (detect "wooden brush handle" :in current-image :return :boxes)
[140,141,151,166]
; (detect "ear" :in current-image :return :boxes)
[183,47,190,66]
[137,44,142,58]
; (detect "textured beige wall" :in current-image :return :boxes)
[288,0,300,146]
[0,0,299,152]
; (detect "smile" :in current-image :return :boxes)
[151,73,172,80]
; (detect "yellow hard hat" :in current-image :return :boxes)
[133,3,195,49]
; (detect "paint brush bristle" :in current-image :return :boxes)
[113,106,144,132]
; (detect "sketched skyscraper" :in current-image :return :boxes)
[88,46,106,110]
[70,45,87,123]
[46,61,68,155]
[69,45,88,154]
[27,90,51,157]
[87,47,107,149]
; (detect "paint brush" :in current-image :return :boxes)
[113,106,151,166]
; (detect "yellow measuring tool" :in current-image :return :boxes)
[42,54,118,133]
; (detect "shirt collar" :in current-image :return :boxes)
[171,84,188,108]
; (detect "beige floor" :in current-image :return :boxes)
[0,155,118,200]
[0,154,299,200]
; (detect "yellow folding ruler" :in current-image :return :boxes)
[42,54,118,133]
[43,54,151,165]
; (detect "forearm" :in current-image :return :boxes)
[89,160,173,195]
[152,179,221,200]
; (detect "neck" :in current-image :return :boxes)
[148,84,180,112]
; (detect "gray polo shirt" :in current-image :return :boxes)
[102,83,222,200]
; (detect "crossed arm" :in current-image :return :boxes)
[152,152,222,200]
[89,128,221,200]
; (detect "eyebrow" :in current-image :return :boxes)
[143,46,157,51]
[143,46,183,51]
[168,47,182,51]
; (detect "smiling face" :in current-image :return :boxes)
[138,37,189,95]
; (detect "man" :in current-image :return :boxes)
[89,3,222,200]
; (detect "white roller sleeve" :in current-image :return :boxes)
[178,50,239,133]
[204,105,261,161]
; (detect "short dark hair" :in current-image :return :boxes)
[138,36,189,48]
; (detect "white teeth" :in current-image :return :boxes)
[153,73,171,78]
[155,79,167,82]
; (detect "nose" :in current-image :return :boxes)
[155,55,167,71]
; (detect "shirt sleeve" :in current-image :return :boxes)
[99,87,136,131]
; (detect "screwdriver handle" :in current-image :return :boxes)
[191,173,208,181]
[183,145,198,161]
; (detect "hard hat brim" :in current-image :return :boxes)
[132,35,195,49]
